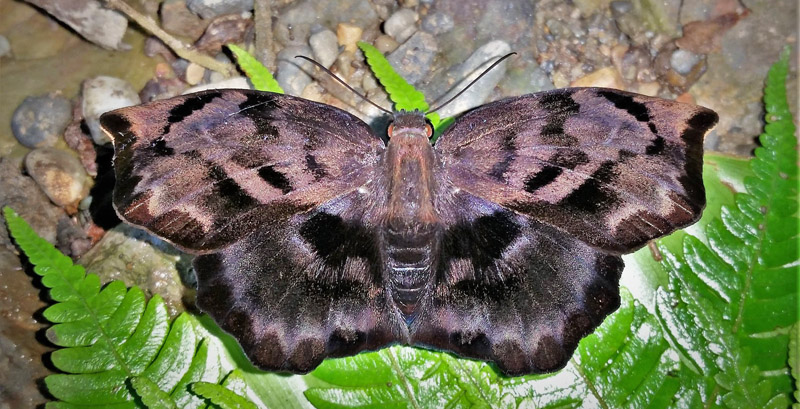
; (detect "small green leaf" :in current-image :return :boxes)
[358,41,428,112]
[227,44,284,94]
[131,376,178,409]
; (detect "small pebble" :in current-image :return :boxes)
[274,1,316,47]
[186,0,253,19]
[422,12,454,35]
[570,66,625,89]
[160,0,208,41]
[309,29,339,68]
[610,0,633,15]
[670,49,701,75]
[337,23,363,53]
[276,46,314,96]
[374,35,399,53]
[11,94,72,149]
[82,76,141,145]
[636,81,661,96]
[184,76,251,93]
[0,34,10,57]
[25,148,90,212]
[184,62,206,85]
[434,40,511,118]
[384,8,418,43]
[387,31,438,84]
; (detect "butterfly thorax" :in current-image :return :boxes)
[383,111,440,320]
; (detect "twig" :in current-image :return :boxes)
[104,0,235,76]
[254,0,276,71]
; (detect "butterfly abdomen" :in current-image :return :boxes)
[384,226,438,319]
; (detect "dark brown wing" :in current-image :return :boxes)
[412,189,622,375]
[413,88,717,375]
[102,89,404,372]
[100,89,384,253]
[434,87,718,253]
[195,188,407,373]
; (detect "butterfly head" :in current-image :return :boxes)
[387,110,433,140]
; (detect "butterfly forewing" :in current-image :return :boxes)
[434,87,718,253]
[100,89,385,252]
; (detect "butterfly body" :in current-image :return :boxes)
[100,87,717,375]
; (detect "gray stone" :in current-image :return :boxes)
[276,46,314,96]
[11,94,72,149]
[387,31,438,85]
[422,12,454,35]
[82,76,141,145]
[184,76,251,93]
[274,1,317,47]
[24,148,90,210]
[0,157,65,245]
[0,35,10,57]
[670,49,701,75]
[610,0,632,14]
[309,29,339,68]
[384,8,418,43]
[186,0,253,19]
[433,40,511,118]
[79,223,189,315]
[22,0,128,50]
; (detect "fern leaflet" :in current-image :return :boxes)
[655,46,798,408]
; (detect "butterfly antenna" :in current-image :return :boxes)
[427,52,517,114]
[294,55,393,115]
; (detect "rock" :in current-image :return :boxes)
[433,40,511,118]
[160,0,209,41]
[0,35,10,57]
[184,62,206,85]
[194,13,253,54]
[78,223,189,316]
[337,23,363,53]
[274,1,317,47]
[421,12,454,35]
[184,76,251,93]
[670,49,701,75]
[64,122,98,177]
[374,34,399,53]
[384,8,418,43]
[186,0,253,19]
[0,157,66,245]
[82,76,141,145]
[309,29,339,68]
[22,0,128,50]
[276,46,314,96]
[570,66,625,89]
[609,0,632,14]
[387,31,438,85]
[24,148,90,212]
[11,94,72,149]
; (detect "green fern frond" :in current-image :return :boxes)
[3,207,257,408]
[227,44,284,94]
[358,41,428,113]
[655,46,798,408]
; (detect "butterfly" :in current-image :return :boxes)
[99,86,717,375]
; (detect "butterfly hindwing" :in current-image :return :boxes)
[195,181,408,372]
[412,189,623,375]
[434,87,718,253]
[99,89,385,252]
